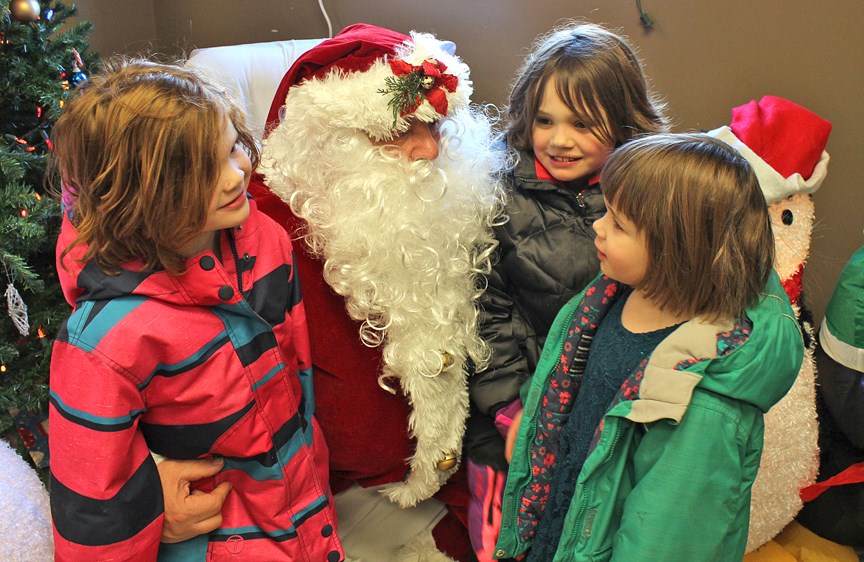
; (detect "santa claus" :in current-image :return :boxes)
[249,23,505,561]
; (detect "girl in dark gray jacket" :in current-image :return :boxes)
[464,21,669,561]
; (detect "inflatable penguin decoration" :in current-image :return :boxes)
[709,95,832,552]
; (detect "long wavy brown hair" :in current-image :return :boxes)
[52,58,259,275]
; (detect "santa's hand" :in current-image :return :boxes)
[504,408,524,463]
[157,458,233,543]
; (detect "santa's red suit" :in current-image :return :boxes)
[247,182,474,558]
[249,24,504,561]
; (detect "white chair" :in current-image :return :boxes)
[187,39,324,139]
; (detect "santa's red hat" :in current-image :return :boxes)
[264,23,472,142]
[708,95,832,204]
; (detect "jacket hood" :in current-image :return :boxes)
[622,270,802,429]
[671,271,802,413]
[56,199,260,309]
[56,215,152,307]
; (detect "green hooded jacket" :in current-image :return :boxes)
[495,272,803,562]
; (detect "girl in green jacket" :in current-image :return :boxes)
[495,133,803,561]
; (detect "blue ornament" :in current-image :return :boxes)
[70,66,87,87]
[69,51,87,87]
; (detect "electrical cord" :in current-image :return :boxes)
[636,0,654,30]
[317,0,333,38]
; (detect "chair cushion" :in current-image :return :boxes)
[187,39,323,139]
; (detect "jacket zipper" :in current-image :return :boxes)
[222,227,312,486]
[567,420,623,547]
[226,228,244,292]
[504,297,579,551]
[576,190,586,209]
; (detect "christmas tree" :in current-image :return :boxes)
[0,0,96,446]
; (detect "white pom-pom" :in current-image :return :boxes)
[0,439,53,561]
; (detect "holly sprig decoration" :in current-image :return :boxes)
[378,58,457,127]
[378,69,425,126]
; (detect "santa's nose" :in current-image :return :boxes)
[404,121,440,162]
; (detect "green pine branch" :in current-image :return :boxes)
[0,0,97,436]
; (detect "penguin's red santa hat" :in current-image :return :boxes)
[708,95,832,204]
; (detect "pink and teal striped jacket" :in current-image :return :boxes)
[49,199,343,561]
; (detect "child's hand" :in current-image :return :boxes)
[505,408,523,463]
[157,458,233,543]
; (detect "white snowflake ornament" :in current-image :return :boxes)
[5,283,30,337]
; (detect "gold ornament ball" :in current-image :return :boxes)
[10,0,41,22]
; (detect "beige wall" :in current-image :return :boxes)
[73,0,157,57]
[73,0,864,325]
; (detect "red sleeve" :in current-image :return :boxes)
[49,341,163,560]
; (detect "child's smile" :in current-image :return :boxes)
[531,81,613,184]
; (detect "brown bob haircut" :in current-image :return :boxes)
[52,58,260,275]
[504,21,669,152]
[601,133,774,322]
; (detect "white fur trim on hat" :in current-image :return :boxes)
[279,31,472,142]
[708,126,829,205]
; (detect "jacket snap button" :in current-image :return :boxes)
[225,535,244,554]
[327,550,341,562]
[199,255,215,271]
[218,285,234,301]
[321,523,333,537]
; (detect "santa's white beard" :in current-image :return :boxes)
[262,109,505,387]
[262,109,506,504]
